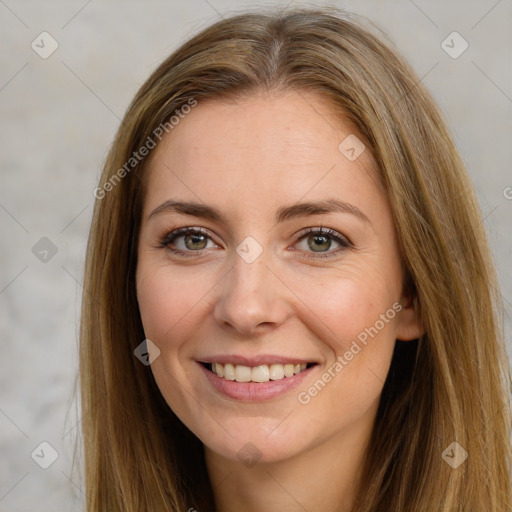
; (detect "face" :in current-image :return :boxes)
[136,90,422,465]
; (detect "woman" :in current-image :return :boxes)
[79,6,512,511]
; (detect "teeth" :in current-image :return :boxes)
[214,362,224,378]
[224,363,235,381]
[269,364,284,380]
[252,364,270,383]
[210,362,308,382]
[284,364,295,377]
[235,365,252,382]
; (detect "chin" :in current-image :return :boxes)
[198,418,311,466]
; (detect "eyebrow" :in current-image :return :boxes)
[147,198,371,225]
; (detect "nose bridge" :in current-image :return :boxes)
[213,239,287,334]
[233,244,270,290]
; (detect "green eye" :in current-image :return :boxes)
[160,227,217,256]
[295,228,351,259]
[307,234,332,252]
[160,226,352,259]
[182,233,209,250]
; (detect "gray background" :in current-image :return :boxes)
[0,0,510,510]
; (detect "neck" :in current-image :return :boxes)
[204,402,377,512]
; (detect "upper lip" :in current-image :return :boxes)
[197,354,318,366]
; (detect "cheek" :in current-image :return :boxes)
[136,262,213,342]
[289,266,397,350]
[135,263,211,416]
[288,268,399,411]
[290,276,398,428]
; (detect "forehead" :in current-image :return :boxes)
[142,90,384,222]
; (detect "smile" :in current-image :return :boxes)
[201,362,315,382]
[198,360,318,402]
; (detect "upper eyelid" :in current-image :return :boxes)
[162,226,217,242]
[296,226,351,242]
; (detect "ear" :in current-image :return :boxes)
[395,292,424,341]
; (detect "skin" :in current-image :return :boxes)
[136,90,423,512]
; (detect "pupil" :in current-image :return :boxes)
[309,235,330,252]
[186,234,207,250]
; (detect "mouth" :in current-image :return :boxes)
[199,361,318,383]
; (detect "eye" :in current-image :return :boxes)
[159,227,218,256]
[293,227,352,259]
[159,226,352,259]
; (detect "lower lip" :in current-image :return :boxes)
[198,363,316,402]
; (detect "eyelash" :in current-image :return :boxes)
[158,226,353,260]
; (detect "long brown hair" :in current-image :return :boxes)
[79,6,512,511]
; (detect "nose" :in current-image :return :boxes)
[213,250,291,337]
